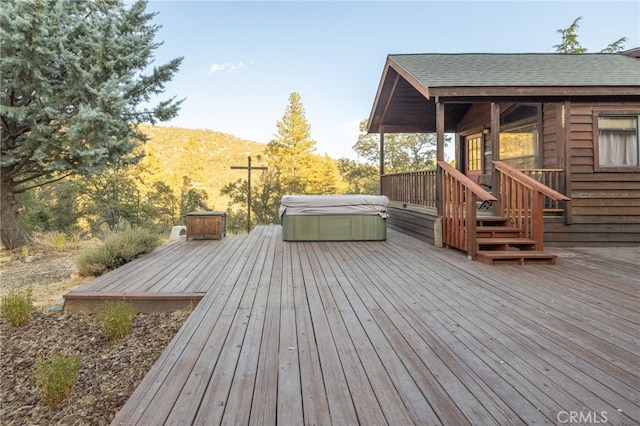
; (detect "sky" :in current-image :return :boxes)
[145,0,640,160]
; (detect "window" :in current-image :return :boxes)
[499,123,539,169]
[467,134,482,172]
[598,116,639,167]
[499,103,540,169]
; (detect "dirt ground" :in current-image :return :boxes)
[0,240,189,425]
[0,241,94,306]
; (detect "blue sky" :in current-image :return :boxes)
[146,1,640,160]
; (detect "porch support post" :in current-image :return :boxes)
[379,132,385,176]
[436,100,445,216]
[379,132,385,196]
[490,102,501,212]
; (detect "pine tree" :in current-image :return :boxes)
[0,0,182,248]
[266,92,317,194]
[306,155,347,195]
[554,17,627,53]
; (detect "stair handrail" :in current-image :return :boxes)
[494,162,569,201]
[438,161,497,202]
[493,161,570,250]
[518,168,566,213]
[438,161,497,258]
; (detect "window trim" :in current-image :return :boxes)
[593,111,640,173]
[499,103,542,169]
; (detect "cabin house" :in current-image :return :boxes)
[367,50,640,264]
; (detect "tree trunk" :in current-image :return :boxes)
[1,177,28,249]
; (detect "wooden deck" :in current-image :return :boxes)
[65,225,640,425]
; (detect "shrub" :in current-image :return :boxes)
[76,226,161,276]
[97,300,136,340]
[1,287,33,326]
[32,354,82,405]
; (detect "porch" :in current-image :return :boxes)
[64,226,639,425]
[367,53,640,247]
[381,162,570,264]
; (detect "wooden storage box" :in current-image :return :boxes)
[186,211,226,240]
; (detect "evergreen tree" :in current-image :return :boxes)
[554,17,627,53]
[266,92,317,194]
[306,155,347,195]
[0,0,182,248]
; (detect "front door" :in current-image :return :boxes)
[465,132,483,182]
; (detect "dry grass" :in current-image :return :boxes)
[0,287,33,327]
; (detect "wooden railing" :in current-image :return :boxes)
[494,161,570,250]
[381,170,437,208]
[439,161,497,257]
[520,168,566,213]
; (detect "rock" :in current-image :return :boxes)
[48,303,64,312]
[24,255,34,263]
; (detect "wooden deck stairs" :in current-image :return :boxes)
[438,161,570,266]
[474,216,558,265]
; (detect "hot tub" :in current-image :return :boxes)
[279,195,389,241]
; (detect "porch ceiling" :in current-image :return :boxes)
[369,70,471,134]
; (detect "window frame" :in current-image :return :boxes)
[498,103,541,169]
[593,111,640,172]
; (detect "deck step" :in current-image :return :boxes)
[476,216,510,227]
[476,250,557,265]
[63,292,205,314]
[476,226,522,238]
[476,237,537,251]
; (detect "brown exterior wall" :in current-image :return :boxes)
[542,104,561,169]
[545,102,640,246]
[455,101,640,246]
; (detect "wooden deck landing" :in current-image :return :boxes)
[66,226,639,425]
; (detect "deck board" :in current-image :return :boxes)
[62,225,639,426]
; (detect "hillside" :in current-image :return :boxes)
[138,125,269,211]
